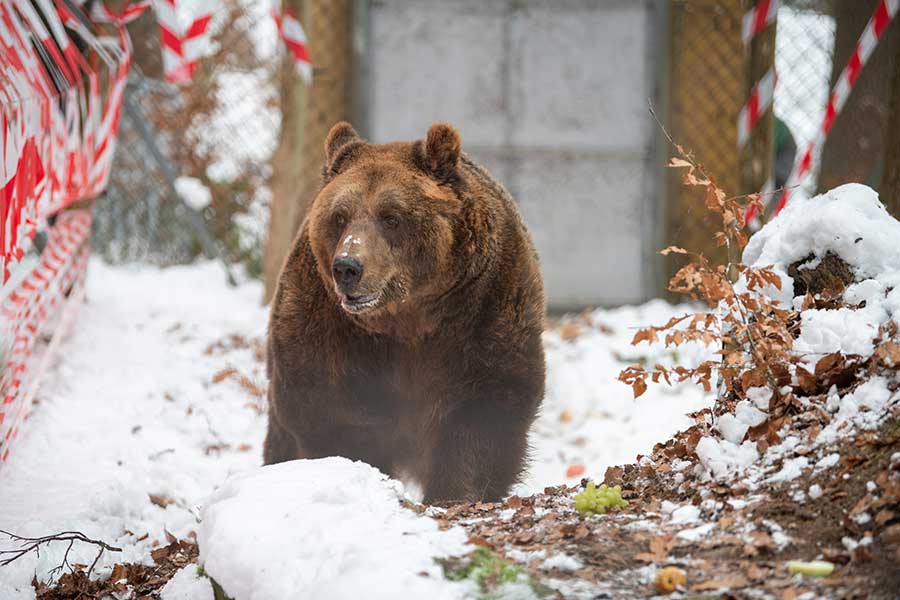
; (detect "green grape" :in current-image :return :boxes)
[574,482,628,515]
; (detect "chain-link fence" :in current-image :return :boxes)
[92,0,281,277]
[667,0,898,200]
[774,0,836,195]
[93,0,354,287]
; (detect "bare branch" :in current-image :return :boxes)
[0,529,122,577]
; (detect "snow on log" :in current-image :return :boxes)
[198,457,474,600]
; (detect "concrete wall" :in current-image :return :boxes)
[356,0,666,309]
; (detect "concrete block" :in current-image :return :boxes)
[515,151,647,308]
[510,5,650,151]
[368,2,507,146]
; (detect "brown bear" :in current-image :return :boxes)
[263,122,545,503]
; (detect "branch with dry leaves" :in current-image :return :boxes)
[0,529,122,578]
[616,133,794,406]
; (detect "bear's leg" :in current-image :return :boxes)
[262,411,301,465]
[423,403,533,503]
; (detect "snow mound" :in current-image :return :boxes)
[696,184,899,482]
[199,457,474,600]
[743,183,900,306]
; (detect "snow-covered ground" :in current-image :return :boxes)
[0,259,713,598]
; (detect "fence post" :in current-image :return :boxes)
[263,0,353,302]
[739,0,776,207]
[880,38,900,217]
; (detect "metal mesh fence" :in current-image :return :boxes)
[94,0,354,283]
[92,0,281,276]
[773,0,836,195]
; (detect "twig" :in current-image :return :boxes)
[0,530,122,577]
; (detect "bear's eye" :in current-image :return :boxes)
[382,214,400,229]
[334,213,347,228]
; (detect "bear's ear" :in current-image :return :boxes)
[323,122,363,179]
[421,122,461,181]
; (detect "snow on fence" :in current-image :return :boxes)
[0,1,134,465]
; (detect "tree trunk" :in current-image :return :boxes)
[878,40,900,216]
[126,8,164,80]
[818,1,900,192]
[263,0,353,303]
[739,0,776,210]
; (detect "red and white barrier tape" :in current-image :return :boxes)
[272,4,312,84]
[91,0,152,27]
[750,0,900,221]
[1,0,131,281]
[0,210,91,463]
[742,0,779,44]
[153,0,213,85]
[737,66,776,148]
[1,1,131,466]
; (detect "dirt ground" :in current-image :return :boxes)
[431,418,900,599]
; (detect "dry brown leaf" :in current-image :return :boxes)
[148,494,174,509]
[558,321,581,342]
[693,574,748,591]
[211,367,238,384]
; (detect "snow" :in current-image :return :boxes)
[540,553,581,572]
[695,437,759,481]
[676,522,715,541]
[0,260,268,598]
[716,413,749,445]
[523,299,715,491]
[743,184,900,308]
[766,457,809,484]
[199,458,472,600]
[808,484,823,500]
[174,176,213,212]
[734,400,767,427]
[694,185,900,485]
[815,453,841,470]
[160,567,214,600]
[0,259,714,598]
[666,504,700,525]
[746,386,772,410]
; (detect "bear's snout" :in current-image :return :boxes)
[332,256,363,294]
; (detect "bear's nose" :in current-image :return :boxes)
[332,256,363,293]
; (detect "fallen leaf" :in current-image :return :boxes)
[694,574,748,590]
[211,367,238,384]
[558,322,581,342]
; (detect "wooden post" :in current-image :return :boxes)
[739,0,776,210]
[263,0,353,302]
[878,38,900,217]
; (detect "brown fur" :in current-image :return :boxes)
[264,122,545,503]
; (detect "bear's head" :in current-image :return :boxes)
[307,122,474,331]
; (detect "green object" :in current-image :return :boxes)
[787,560,835,577]
[774,117,791,154]
[574,482,628,515]
[444,547,523,590]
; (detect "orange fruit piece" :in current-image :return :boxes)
[566,464,585,478]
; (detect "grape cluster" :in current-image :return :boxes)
[574,482,628,515]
